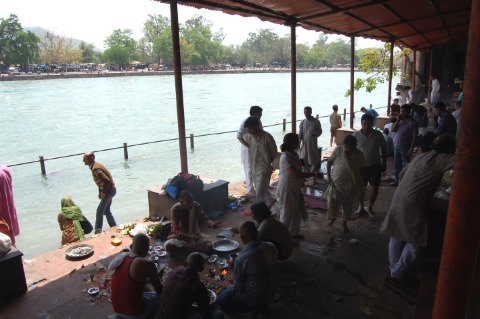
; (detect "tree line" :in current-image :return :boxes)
[0,13,403,93]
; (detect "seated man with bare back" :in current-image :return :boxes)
[110,233,163,318]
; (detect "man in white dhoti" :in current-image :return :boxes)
[380,135,456,280]
[430,75,441,104]
[244,117,278,207]
[299,106,323,172]
[237,106,263,196]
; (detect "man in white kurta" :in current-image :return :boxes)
[299,107,322,172]
[237,106,263,196]
[244,117,277,207]
[430,76,440,104]
[380,134,456,279]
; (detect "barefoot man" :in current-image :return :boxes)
[353,114,387,218]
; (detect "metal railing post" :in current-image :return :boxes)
[39,156,46,175]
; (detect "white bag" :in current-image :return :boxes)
[0,233,12,258]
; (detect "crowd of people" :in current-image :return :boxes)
[0,74,462,317]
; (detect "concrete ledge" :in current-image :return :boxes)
[147,180,229,219]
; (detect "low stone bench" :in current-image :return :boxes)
[147,180,229,219]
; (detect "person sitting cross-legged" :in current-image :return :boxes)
[157,252,224,319]
[251,202,293,260]
[164,190,221,256]
[217,221,277,315]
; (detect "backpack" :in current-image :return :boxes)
[165,172,204,199]
[412,104,428,127]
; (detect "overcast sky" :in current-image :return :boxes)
[1,0,384,50]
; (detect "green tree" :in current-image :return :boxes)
[345,43,399,96]
[0,14,40,67]
[103,29,137,68]
[142,14,171,65]
[326,38,351,66]
[181,15,224,66]
[244,29,279,65]
[79,41,96,63]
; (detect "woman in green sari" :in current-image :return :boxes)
[58,197,86,245]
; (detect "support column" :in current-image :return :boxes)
[412,49,416,102]
[387,41,394,115]
[169,1,188,173]
[290,24,297,133]
[433,0,480,317]
[350,36,355,129]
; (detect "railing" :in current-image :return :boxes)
[8,106,385,175]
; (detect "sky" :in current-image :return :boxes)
[1,0,384,50]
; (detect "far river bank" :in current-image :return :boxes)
[0,67,359,81]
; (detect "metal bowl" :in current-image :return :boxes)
[65,244,94,261]
[87,287,99,296]
[212,239,239,253]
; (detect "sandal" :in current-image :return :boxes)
[354,208,368,216]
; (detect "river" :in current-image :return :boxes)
[0,71,396,258]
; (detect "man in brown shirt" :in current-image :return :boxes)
[83,152,117,234]
[164,191,221,255]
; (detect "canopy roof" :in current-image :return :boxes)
[157,0,471,51]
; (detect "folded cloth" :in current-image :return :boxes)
[108,252,129,271]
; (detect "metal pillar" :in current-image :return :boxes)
[412,49,416,101]
[350,36,355,129]
[169,1,188,173]
[387,41,394,115]
[290,24,297,133]
[433,0,480,317]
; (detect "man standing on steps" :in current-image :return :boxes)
[299,106,323,172]
[83,152,117,234]
[353,114,387,219]
[237,106,263,197]
[244,116,277,208]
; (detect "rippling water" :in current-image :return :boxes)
[0,72,396,257]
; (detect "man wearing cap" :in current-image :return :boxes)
[83,152,117,234]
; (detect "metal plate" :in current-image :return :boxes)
[65,244,94,261]
[212,239,239,253]
[193,289,216,307]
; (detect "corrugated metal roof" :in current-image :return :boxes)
[156,0,471,50]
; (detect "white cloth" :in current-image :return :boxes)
[326,146,365,221]
[250,130,277,206]
[452,108,462,137]
[407,89,414,104]
[431,79,440,104]
[277,151,304,235]
[384,122,397,145]
[353,129,386,167]
[237,118,263,194]
[388,236,419,278]
[380,151,455,247]
[299,117,322,170]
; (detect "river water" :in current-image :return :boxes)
[1,72,396,258]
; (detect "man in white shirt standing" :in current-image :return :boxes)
[353,114,387,218]
[430,75,441,104]
[299,106,323,172]
[244,117,277,207]
[237,106,263,197]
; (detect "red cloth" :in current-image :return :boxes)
[110,256,146,316]
[0,165,19,245]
